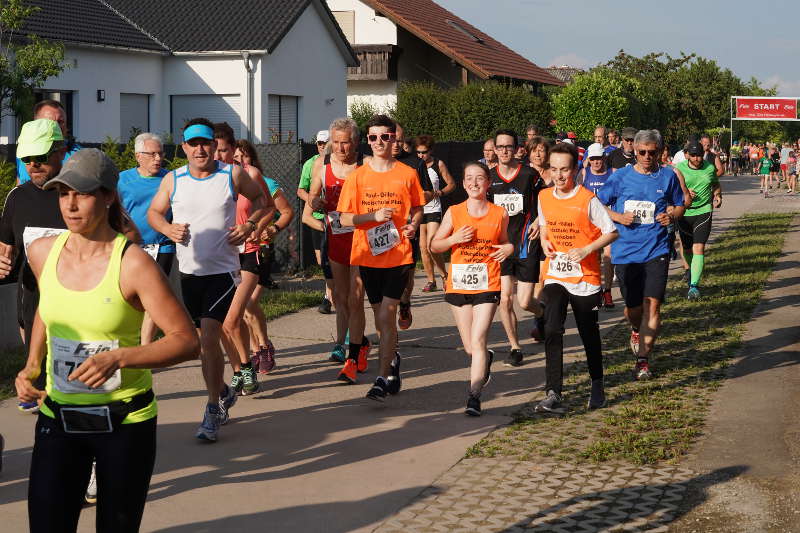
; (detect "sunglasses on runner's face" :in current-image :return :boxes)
[316,141,326,146]
[637,149,658,157]
[367,133,395,143]
[22,150,56,164]
[623,138,635,143]
[416,150,428,155]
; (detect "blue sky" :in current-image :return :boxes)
[437,0,799,95]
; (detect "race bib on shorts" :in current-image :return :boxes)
[624,200,656,225]
[327,211,354,234]
[547,252,583,279]
[494,194,523,216]
[51,337,121,394]
[367,221,400,256]
[451,263,489,291]
[22,227,67,255]
[140,243,159,260]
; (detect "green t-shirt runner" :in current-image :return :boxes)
[299,154,324,220]
[759,157,771,175]
[677,160,719,215]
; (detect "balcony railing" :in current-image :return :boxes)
[347,45,398,81]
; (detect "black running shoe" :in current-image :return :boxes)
[366,378,388,402]
[465,395,481,417]
[504,348,523,367]
[386,352,402,395]
[317,297,333,314]
[535,390,565,414]
[483,350,494,389]
[587,379,606,409]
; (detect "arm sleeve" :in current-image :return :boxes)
[588,197,617,234]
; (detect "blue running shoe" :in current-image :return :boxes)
[17,401,39,413]
[219,384,237,425]
[196,403,222,442]
[329,344,346,363]
[687,285,701,300]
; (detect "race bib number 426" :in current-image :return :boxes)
[493,193,524,216]
[624,200,656,225]
[451,263,489,291]
[367,221,400,256]
[547,252,583,279]
[51,337,121,394]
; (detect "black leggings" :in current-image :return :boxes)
[29,414,157,533]
[542,283,603,394]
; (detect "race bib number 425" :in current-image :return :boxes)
[51,337,122,394]
[451,263,489,291]
[493,193,524,216]
[624,200,656,225]
[367,221,400,256]
[547,252,583,279]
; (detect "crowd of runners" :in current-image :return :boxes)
[0,98,743,532]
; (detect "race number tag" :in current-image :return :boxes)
[22,227,66,254]
[140,244,159,260]
[547,252,583,279]
[51,337,121,394]
[624,200,656,225]
[327,211,354,234]
[451,263,489,291]
[493,194,524,216]
[367,221,400,256]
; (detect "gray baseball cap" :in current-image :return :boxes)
[44,148,119,192]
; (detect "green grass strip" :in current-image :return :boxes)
[466,212,796,465]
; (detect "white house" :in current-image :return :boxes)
[326,0,563,114]
[5,0,357,144]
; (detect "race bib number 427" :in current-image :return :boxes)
[367,221,400,256]
[623,200,656,225]
[51,337,122,394]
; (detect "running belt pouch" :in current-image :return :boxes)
[45,389,154,433]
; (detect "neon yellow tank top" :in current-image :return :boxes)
[39,231,156,423]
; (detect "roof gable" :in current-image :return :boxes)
[361,0,563,86]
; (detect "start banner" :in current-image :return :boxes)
[736,97,797,120]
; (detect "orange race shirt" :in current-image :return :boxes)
[446,201,505,294]
[538,186,602,286]
[336,161,425,268]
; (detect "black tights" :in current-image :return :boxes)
[542,283,603,394]
[28,414,157,533]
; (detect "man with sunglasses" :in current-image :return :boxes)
[490,129,546,367]
[16,100,80,185]
[609,127,638,170]
[299,130,335,314]
[597,130,685,380]
[337,115,425,401]
[0,119,68,411]
[148,118,268,441]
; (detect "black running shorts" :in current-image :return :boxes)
[180,272,239,327]
[614,254,670,308]
[422,212,442,225]
[500,254,540,283]
[359,264,414,305]
[239,251,260,275]
[444,291,500,307]
[677,212,712,247]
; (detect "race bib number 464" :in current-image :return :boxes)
[624,200,656,225]
[451,263,489,291]
[51,337,122,394]
[547,252,583,279]
[493,193,524,216]
[367,221,400,256]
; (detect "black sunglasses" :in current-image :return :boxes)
[21,149,56,164]
[637,149,658,157]
[623,138,635,142]
[416,150,429,155]
[367,133,395,143]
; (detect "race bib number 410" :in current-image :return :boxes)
[547,252,583,279]
[51,337,122,394]
[493,193,524,216]
[451,263,489,291]
[624,200,656,225]
[367,221,400,256]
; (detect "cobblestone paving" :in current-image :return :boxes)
[375,459,695,533]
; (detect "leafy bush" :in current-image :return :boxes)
[349,98,380,136]
[0,160,16,215]
[392,81,550,142]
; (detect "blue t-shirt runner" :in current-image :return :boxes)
[596,165,684,264]
[118,167,175,253]
[582,167,613,196]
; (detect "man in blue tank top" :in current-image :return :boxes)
[148,118,268,442]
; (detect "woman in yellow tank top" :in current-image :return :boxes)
[15,149,199,533]
[431,162,513,417]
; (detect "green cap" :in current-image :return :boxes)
[17,119,64,158]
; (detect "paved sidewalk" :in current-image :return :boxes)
[0,175,796,532]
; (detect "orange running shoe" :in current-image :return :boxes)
[398,303,412,330]
[337,359,357,384]
[357,338,371,373]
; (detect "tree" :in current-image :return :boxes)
[348,98,379,137]
[0,0,65,130]
[551,69,654,138]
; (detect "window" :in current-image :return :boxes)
[33,90,75,136]
[332,10,355,43]
[120,93,150,141]
[267,94,298,143]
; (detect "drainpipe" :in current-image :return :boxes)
[242,51,255,142]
